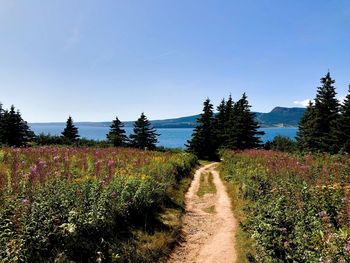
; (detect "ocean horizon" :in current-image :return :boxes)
[29,124,298,149]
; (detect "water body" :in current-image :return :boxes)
[30,124,298,149]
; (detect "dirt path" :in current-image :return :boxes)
[167,163,237,263]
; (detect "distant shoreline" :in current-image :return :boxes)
[29,122,299,129]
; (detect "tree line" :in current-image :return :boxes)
[0,104,34,147]
[0,106,159,150]
[3,71,349,156]
[187,93,264,160]
[297,72,350,154]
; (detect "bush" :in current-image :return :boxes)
[221,150,350,262]
[264,135,298,152]
[0,147,197,262]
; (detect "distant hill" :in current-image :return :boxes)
[30,107,305,128]
[255,107,306,128]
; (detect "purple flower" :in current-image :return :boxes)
[345,243,350,254]
[53,156,60,162]
[341,197,350,203]
[22,198,30,206]
[318,211,327,218]
[107,160,115,168]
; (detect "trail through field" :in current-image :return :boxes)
[168,163,237,263]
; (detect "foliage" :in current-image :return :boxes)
[297,72,344,153]
[0,147,197,262]
[106,116,128,147]
[265,135,298,152]
[226,93,264,149]
[188,94,264,160]
[187,98,218,160]
[221,149,350,262]
[0,104,34,147]
[62,116,80,142]
[129,113,159,150]
[336,85,350,153]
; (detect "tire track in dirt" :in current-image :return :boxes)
[167,163,237,263]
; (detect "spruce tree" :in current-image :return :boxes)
[336,85,350,152]
[1,105,34,147]
[62,116,80,142]
[187,98,218,160]
[225,94,234,124]
[129,113,158,150]
[216,98,227,146]
[313,72,339,152]
[296,101,317,151]
[106,116,128,147]
[226,93,264,149]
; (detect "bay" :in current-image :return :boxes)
[29,124,298,149]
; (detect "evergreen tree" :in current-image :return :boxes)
[225,94,234,124]
[187,98,218,160]
[314,72,340,152]
[216,98,227,146]
[296,101,317,151]
[1,105,34,147]
[297,73,340,153]
[226,93,264,149]
[129,113,158,150]
[336,85,350,153]
[62,116,79,142]
[106,116,128,146]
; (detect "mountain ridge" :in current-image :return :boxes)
[30,107,305,128]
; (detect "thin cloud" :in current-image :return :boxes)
[293,99,312,107]
[146,50,177,61]
[294,96,346,107]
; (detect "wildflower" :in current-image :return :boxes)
[341,197,350,203]
[22,198,30,206]
[107,160,115,168]
[345,243,350,254]
[53,156,60,162]
[318,211,327,218]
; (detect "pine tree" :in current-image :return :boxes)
[225,94,234,124]
[296,101,317,151]
[1,105,34,147]
[336,85,350,153]
[313,72,339,152]
[216,98,227,146]
[187,98,218,160]
[62,116,80,142]
[129,113,158,150]
[226,93,264,149]
[106,116,128,147]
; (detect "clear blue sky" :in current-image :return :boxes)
[1,0,350,122]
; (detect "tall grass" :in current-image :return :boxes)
[221,150,350,262]
[0,147,197,262]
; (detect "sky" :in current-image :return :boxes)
[0,0,350,122]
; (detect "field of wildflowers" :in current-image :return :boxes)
[0,147,197,262]
[221,150,350,262]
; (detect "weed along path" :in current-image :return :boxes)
[168,163,237,263]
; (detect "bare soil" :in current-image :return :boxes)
[167,163,237,263]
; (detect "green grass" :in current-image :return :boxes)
[202,205,216,214]
[197,172,216,197]
[219,164,255,263]
[121,172,196,263]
